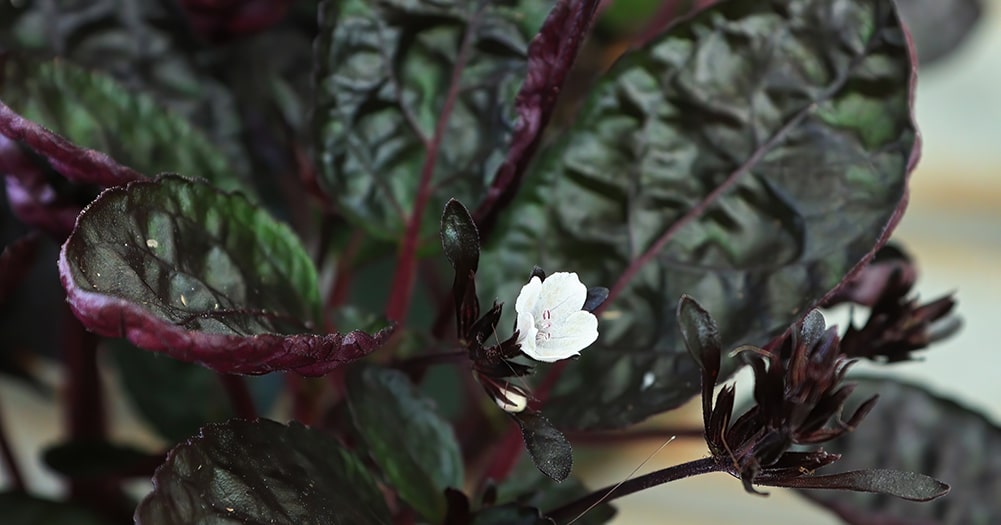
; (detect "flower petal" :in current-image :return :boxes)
[516,311,538,355]
[533,310,599,362]
[515,276,543,318]
[537,272,587,320]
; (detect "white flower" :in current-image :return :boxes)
[515,272,599,362]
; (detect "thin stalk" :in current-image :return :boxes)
[384,6,484,323]
[545,456,722,524]
[218,374,257,420]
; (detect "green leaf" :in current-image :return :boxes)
[108,341,234,442]
[346,365,463,522]
[797,377,1000,524]
[313,0,539,238]
[0,492,113,525]
[135,419,391,525]
[480,0,917,429]
[0,59,246,193]
[60,175,393,375]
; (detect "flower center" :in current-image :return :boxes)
[537,309,553,342]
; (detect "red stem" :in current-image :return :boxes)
[598,105,811,315]
[325,228,365,321]
[0,399,25,492]
[62,308,105,441]
[384,8,483,323]
[545,456,722,523]
[219,374,257,420]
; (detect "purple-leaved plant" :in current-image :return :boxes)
[0,0,991,524]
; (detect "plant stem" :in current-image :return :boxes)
[545,456,722,524]
[384,7,483,323]
[218,374,257,420]
[0,398,25,492]
[62,309,105,441]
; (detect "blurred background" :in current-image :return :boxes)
[0,0,997,523]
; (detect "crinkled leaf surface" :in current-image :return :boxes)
[0,492,112,525]
[480,0,917,429]
[0,60,244,192]
[797,377,1001,524]
[135,419,391,525]
[108,340,235,442]
[896,0,983,65]
[59,175,393,375]
[0,0,247,174]
[346,365,462,523]
[314,0,550,238]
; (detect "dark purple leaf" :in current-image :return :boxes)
[0,231,38,303]
[0,0,249,177]
[59,175,393,375]
[135,419,391,525]
[346,365,463,522]
[797,377,1000,524]
[896,0,983,65]
[0,59,247,193]
[773,469,948,502]
[480,0,918,429]
[314,0,595,240]
[0,492,112,525]
[473,0,601,237]
[0,100,142,187]
[513,411,573,482]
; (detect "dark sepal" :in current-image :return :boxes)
[677,295,722,429]
[582,287,608,313]
[441,199,482,339]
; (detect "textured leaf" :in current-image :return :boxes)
[59,175,393,375]
[472,0,601,236]
[135,419,391,525]
[0,99,142,187]
[0,492,112,525]
[797,377,1001,525]
[314,0,527,238]
[896,0,982,65]
[513,411,573,482]
[480,0,917,429]
[0,60,245,192]
[0,0,248,175]
[108,341,235,442]
[314,0,592,239]
[346,365,463,522]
